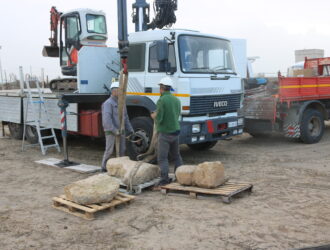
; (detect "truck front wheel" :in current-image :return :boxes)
[126,116,154,160]
[8,123,23,140]
[187,141,217,151]
[300,109,324,144]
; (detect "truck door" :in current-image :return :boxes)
[127,43,147,95]
[143,42,178,103]
[60,13,81,76]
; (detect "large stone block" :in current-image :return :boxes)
[64,174,120,205]
[106,157,160,186]
[175,165,197,186]
[193,161,225,188]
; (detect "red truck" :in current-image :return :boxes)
[243,57,330,143]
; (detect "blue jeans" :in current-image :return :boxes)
[157,133,183,183]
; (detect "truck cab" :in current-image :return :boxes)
[127,29,244,150]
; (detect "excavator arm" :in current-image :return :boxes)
[42,6,62,58]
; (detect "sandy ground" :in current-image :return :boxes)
[0,123,330,250]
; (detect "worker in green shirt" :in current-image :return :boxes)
[151,77,183,185]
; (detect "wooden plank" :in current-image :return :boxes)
[52,197,96,213]
[189,192,197,198]
[52,205,94,220]
[114,196,130,202]
[117,192,135,199]
[88,204,104,210]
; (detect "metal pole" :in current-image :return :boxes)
[61,103,69,161]
[4,70,7,83]
[0,46,3,84]
[19,66,24,95]
[41,68,45,88]
[138,7,143,31]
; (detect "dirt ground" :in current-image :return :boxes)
[0,123,329,250]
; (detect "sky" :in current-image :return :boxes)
[1,0,330,81]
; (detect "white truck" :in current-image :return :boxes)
[0,5,244,159]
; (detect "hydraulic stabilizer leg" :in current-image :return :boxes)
[56,99,79,167]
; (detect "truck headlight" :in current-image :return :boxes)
[192,124,201,134]
[238,118,244,126]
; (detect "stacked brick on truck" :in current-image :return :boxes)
[242,57,330,143]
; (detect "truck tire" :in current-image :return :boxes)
[126,116,154,160]
[300,109,324,144]
[187,141,217,151]
[8,123,23,140]
[25,125,39,144]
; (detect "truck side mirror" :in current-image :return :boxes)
[151,40,169,62]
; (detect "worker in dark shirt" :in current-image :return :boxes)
[151,77,183,185]
[101,82,134,171]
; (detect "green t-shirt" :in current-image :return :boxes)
[155,91,181,133]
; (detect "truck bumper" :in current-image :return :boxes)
[179,116,244,145]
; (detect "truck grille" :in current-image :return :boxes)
[190,94,241,115]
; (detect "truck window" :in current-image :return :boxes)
[149,44,177,73]
[179,35,235,74]
[86,14,107,34]
[127,43,146,72]
[66,16,80,41]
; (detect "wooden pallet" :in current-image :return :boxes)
[160,182,253,203]
[52,192,135,220]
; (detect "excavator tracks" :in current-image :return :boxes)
[49,78,77,92]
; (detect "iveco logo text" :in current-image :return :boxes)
[214,101,228,108]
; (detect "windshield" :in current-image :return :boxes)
[179,35,235,74]
[86,14,107,34]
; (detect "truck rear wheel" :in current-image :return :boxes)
[126,116,154,160]
[8,123,23,140]
[187,141,217,151]
[300,109,324,144]
[25,125,39,144]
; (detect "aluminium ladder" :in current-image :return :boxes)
[22,77,61,155]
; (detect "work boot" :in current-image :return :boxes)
[100,168,107,173]
[159,177,172,186]
[152,177,172,191]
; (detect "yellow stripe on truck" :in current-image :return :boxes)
[126,92,190,97]
[280,84,330,89]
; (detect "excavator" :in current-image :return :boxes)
[42,0,177,92]
[42,7,108,91]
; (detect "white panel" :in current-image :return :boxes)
[0,96,21,123]
[78,46,120,93]
[23,98,78,132]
